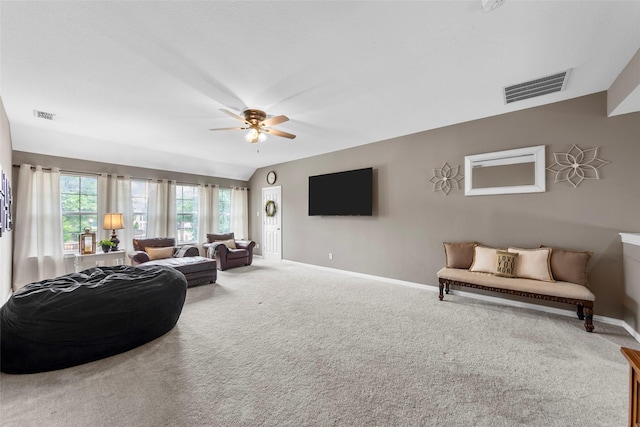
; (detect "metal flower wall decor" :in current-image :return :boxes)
[546,144,609,188]
[429,162,463,195]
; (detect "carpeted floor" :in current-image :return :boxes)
[1,259,638,426]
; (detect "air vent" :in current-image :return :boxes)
[504,69,570,104]
[33,110,55,120]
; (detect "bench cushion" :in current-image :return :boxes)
[437,267,595,301]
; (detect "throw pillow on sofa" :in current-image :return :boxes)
[469,246,501,274]
[542,246,592,286]
[443,242,477,269]
[507,247,554,282]
[495,251,518,278]
[147,246,176,260]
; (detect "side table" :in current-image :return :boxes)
[621,346,640,427]
[74,250,126,273]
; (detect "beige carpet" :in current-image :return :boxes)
[1,259,638,426]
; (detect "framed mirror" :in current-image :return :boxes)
[465,145,546,196]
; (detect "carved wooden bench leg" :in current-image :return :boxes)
[577,304,585,320]
[445,282,450,294]
[583,302,594,332]
[439,279,444,301]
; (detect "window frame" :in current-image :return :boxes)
[218,187,231,234]
[60,173,99,253]
[176,184,199,244]
[131,179,150,240]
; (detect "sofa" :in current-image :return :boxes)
[203,232,255,271]
[129,238,217,287]
[437,242,595,332]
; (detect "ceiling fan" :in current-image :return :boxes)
[210,108,296,143]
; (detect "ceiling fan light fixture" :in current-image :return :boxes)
[244,128,258,143]
[244,128,267,143]
[213,108,294,142]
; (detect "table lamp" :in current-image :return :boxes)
[103,213,124,251]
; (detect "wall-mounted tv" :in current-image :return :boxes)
[308,167,373,216]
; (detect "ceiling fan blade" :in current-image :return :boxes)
[220,109,248,123]
[265,128,296,139]
[261,115,289,127]
[209,127,246,131]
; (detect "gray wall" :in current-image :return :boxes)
[12,151,249,189]
[249,92,640,319]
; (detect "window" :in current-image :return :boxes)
[219,187,231,233]
[176,185,198,243]
[131,179,149,239]
[60,174,98,252]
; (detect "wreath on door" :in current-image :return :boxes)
[265,200,277,217]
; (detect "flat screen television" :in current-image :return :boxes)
[308,167,373,216]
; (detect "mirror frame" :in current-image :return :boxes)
[464,145,546,196]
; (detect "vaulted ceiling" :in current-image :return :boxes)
[2,1,639,181]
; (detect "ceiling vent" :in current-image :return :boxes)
[33,110,55,120]
[503,69,571,104]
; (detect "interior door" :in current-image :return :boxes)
[262,186,282,260]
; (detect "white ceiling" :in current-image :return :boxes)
[1,1,639,181]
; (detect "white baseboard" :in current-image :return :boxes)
[282,259,640,343]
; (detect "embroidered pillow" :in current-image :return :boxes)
[495,251,518,278]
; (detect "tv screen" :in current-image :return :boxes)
[308,167,373,216]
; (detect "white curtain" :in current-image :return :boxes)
[98,174,132,252]
[230,187,248,239]
[147,179,176,238]
[197,184,219,255]
[13,164,65,290]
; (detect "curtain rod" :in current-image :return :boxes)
[11,164,248,190]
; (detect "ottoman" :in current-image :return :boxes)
[143,256,217,287]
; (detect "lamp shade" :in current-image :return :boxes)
[103,213,124,230]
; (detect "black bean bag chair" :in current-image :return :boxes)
[0,265,187,374]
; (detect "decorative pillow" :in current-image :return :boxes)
[542,246,592,286]
[495,251,518,278]
[507,247,554,282]
[146,246,176,260]
[216,239,237,249]
[444,242,477,269]
[469,246,500,274]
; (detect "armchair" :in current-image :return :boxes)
[204,233,256,271]
[128,237,216,287]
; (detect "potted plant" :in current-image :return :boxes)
[98,239,115,253]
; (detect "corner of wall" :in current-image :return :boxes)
[0,96,14,304]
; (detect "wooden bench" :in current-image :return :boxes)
[437,267,595,332]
